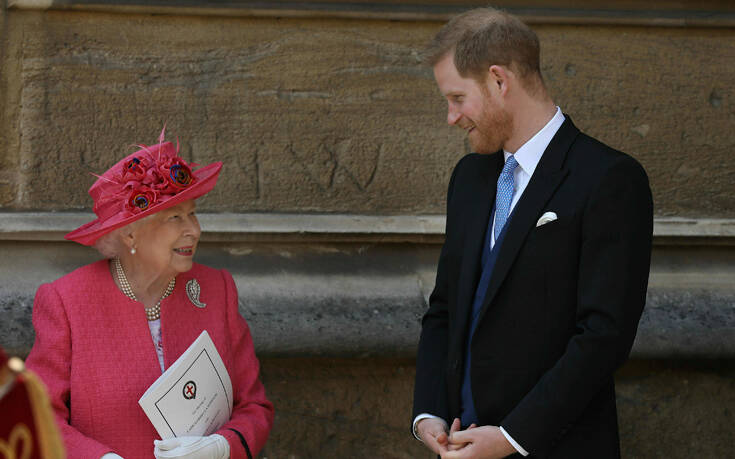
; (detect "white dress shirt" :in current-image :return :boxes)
[414,107,565,456]
[491,107,565,247]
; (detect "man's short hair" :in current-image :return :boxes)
[424,8,542,87]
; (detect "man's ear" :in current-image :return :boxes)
[488,65,510,95]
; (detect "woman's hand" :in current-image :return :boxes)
[153,434,229,459]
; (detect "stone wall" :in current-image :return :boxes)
[1,7,733,216]
[1,2,734,457]
[258,358,735,458]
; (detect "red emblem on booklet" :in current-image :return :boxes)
[183,381,197,400]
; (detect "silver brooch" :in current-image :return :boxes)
[186,279,207,308]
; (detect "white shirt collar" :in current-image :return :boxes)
[503,107,565,176]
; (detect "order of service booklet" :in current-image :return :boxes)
[138,330,233,439]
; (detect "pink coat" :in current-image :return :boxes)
[26,260,274,459]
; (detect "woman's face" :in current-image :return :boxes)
[131,200,201,278]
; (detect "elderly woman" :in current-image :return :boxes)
[25,131,274,458]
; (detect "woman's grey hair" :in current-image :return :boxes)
[92,215,154,258]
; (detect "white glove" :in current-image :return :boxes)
[101,454,124,459]
[153,434,230,459]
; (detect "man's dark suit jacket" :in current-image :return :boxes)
[413,116,653,458]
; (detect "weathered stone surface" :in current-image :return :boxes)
[3,240,734,358]
[636,287,735,359]
[1,6,733,457]
[616,360,735,457]
[1,11,456,214]
[0,11,733,217]
[0,292,34,357]
[259,358,433,459]
[4,211,735,243]
[0,0,18,208]
[258,357,735,458]
[538,26,735,218]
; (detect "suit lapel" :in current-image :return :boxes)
[451,153,503,354]
[475,116,580,326]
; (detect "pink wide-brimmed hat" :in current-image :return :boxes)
[65,130,222,246]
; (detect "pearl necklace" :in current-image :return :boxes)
[113,257,175,321]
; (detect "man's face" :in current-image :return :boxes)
[433,53,512,154]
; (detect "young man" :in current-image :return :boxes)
[412,8,653,458]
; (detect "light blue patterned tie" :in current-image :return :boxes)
[494,155,519,242]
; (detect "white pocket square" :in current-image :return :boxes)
[536,211,558,227]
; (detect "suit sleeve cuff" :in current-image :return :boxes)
[500,426,529,456]
[412,413,447,442]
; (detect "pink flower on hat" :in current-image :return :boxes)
[159,157,196,190]
[65,128,223,246]
[122,156,147,180]
[112,144,198,214]
[126,186,158,213]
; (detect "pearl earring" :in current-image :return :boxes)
[131,247,137,255]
